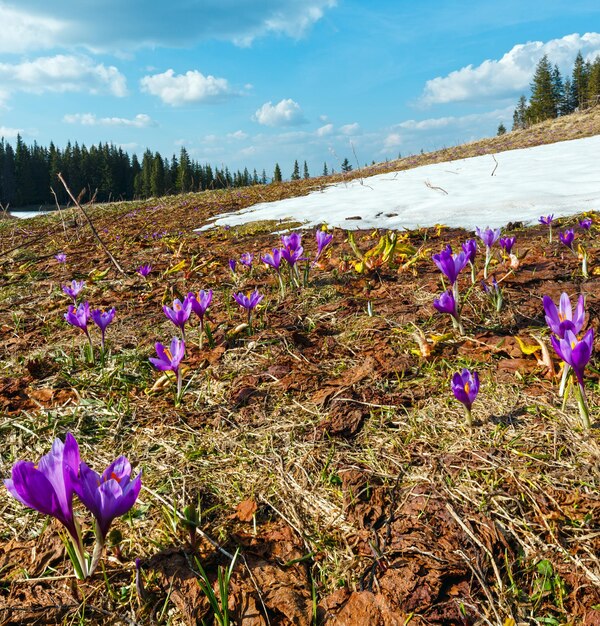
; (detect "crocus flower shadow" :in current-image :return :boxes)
[488,406,528,427]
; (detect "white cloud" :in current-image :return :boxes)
[0,1,336,52]
[0,125,24,139]
[253,99,307,127]
[316,123,333,136]
[396,108,513,133]
[140,69,234,106]
[0,55,127,100]
[339,122,360,135]
[383,133,402,149]
[63,113,155,127]
[421,32,600,105]
[0,4,67,53]
[227,130,248,140]
[239,146,257,157]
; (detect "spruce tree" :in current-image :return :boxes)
[291,160,300,180]
[273,163,282,183]
[587,56,600,104]
[571,51,590,109]
[551,65,564,115]
[151,152,165,197]
[303,161,309,179]
[322,162,329,176]
[176,147,192,193]
[261,169,267,185]
[560,78,576,115]
[341,158,352,172]
[497,123,507,136]
[527,55,557,124]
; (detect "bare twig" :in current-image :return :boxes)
[424,179,448,195]
[491,154,498,176]
[57,172,126,275]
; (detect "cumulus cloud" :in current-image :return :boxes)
[140,69,234,106]
[316,123,333,136]
[253,99,307,127]
[380,107,514,155]
[227,130,248,140]
[0,55,127,100]
[339,122,360,135]
[421,32,600,105]
[63,113,155,127]
[0,125,24,139]
[0,1,336,52]
[0,4,66,53]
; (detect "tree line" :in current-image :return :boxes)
[0,137,345,209]
[511,51,600,131]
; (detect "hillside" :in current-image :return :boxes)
[0,113,600,625]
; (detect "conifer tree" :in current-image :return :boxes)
[151,152,165,197]
[322,162,329,176]
[571,51,590,109]
[560,78,577,115]
[527,55,557,123]
[303,161,309,179]
[261,169,267,184]
[551,65,564,114]
[273,163,282,183]
[497,123,507,136]
[587,55,600,104]
[176,147,192,193]
[341,158,352,172]
[291,160,300,180]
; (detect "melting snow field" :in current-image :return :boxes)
[199,135,600,232]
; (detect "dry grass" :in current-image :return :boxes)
[0,110,599,625]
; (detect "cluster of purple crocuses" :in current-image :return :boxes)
[544,292,594,428]
[432,226,516,334]
[4,433,141,579]
[63,281,116,359]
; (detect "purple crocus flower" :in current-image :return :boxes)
[239,252,253,268]
[233,290,264,311]
[261,248,283,270]
[233,289,264,329]
[282,232,302,251]
[74,456,141,541]
[163,296,192,340]
[434,290,463,333]
[65,302,93,354]
[188,289,213,321]
[433,290,457,317]
[55,253,67,263]
[475,227,501,248]
[137,264,152,278]
[149,337,185,373]
[540,214,555,242]
[543,293,585,339]
[451,369,479,426]
[499,236,516,255]
[475,227,501,279]
[559,229,575,250]
[462,239,478,264]
[62,280,85,304]
[228,259,237,273]
[149,337,186,400]
[551,329,594,386]
[4,433,80,542]
[579,218,593,230]
[91,308,116,353]
[550,328,594,428]
[281,245,304,268]
[432,245,468,285]
[315,230,333,260]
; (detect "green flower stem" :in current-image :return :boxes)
[465,407,473,428]
[575,382,591,430]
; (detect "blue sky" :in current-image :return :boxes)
[1,1,600,178]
